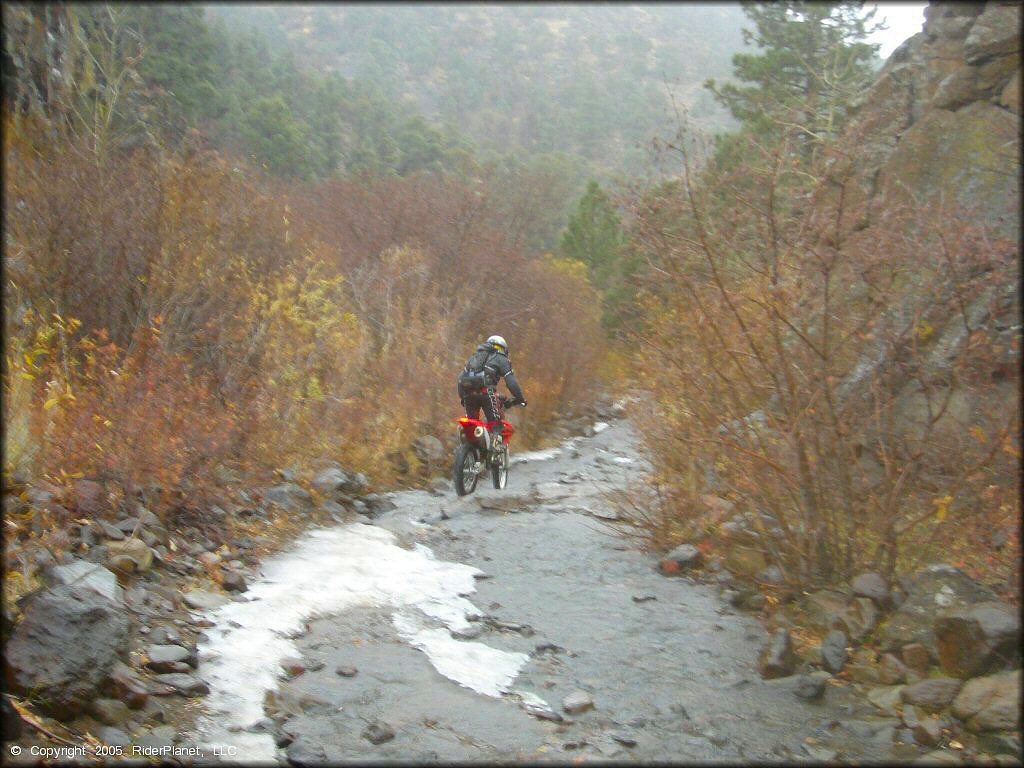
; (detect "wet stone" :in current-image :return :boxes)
[563,690,595,714]
[901,677,962,711]
[820,630,849,673]
[362,719,395,745]
[335,666,358,677]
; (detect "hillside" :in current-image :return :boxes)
[204,4,747,175]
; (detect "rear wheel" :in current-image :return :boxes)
[491,443,509,489]
[454,442,480,496]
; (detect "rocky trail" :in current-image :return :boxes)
[182,419,917,764]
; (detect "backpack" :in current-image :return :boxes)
[457,347,495,393]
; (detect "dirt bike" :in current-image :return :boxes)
[453,395,523,496]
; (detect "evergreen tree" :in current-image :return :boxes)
[705,2,882,161]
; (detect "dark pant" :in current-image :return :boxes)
[463,387,504,433]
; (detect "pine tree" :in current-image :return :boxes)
[705,2,882,161]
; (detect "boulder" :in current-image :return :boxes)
[999,70,1020,113]
[312,468,354,499]
[659,544,703,574]
[852,572,891,608]
[152,673,209,696]
[222,571,248,593]
[5,583,130,718]
[759,629,797,679]
[106,537,154,573]
[951,670,1020,732]
[847,648,882,685]
[934,601,1020,678]
[89,698,131,726]
[964,3,1023,63]
[145,644,194,673]
[901,677,963,711]
[182,590,229,611]
[903,643,934,672]
[362,719,396,745]
[976,731,1022,757]
[867,685,906,716]
[108,661,148,709]
[287,738,328,765]
[411,436,445,463]
[879,565,999,654]
[879,653,909,685]
[794,671,831,702]
[563,690,595,714]
[263,482,313,512]
[834,596,879,642]
[49,559,123,604]
[802,588,853,631]
[820,630,849,673]
[756,565,785,585]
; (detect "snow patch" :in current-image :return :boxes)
[194,522,515,759]
[613,456,635,465]
[512,447,562,463]
[593,421,610,433]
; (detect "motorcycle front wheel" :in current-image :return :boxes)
[454,442,480,496]
[491,444,509,489]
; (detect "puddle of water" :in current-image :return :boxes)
[193,523,525,759]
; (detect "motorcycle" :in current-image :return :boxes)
[453,395,523,496]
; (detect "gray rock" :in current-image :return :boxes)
[880,565,998,654]
[286,738,327,765]
[222,571,248,593]
[89,698,131,726]
[951,670,1020,732]
[820,630,849,673]
[660,543,703,572]
[50,559,123,604]
[411,435,445,463]
[759,628,797,679]
[264,483,313,512]
[109,661,149,709]
[181,590,229,611]
[852,571,891,607]
[934,601,1020,678]
[335,666,358,677]
[794,671,831,701]
[879,653,908,685]
[451,625,483,640]
[901,677,962,710]
[96,726,132,748]
[563,690,595,714]
[362,719,395,744]
[135,729,175,751]
[146,644,194,672]
[964,3,1022,63]
[976,731,1022,757]
[152,673,209,696]
[106,537,154,573]
[834,596,879,642]
[867,685,906,716]
[511,690,562,721]
[5,583,130,718]
[756,565,784,585]
[311,468,353,499]
[95,520,125,541]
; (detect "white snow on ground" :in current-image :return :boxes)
[194,523,524,760]
[512,446,563,463]
[593,421,610,433]
[613,456,635,465]
[393,612,528,697]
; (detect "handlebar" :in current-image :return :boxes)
[500,396,525,408]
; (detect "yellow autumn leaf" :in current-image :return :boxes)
[933,494,953,522]
[969,426,987,444]
[19,371,35,380]
[43,398,60,410]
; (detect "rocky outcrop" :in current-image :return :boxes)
[4,583,130,718]
[841,1,1021,240]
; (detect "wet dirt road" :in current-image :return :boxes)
[193,419,903,764]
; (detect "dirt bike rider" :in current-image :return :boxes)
[457,335,526,455]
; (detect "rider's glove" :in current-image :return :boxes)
[518,398,527,407]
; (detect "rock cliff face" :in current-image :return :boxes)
[844,1,1020,239]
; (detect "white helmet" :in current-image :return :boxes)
[486,335,508,354]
